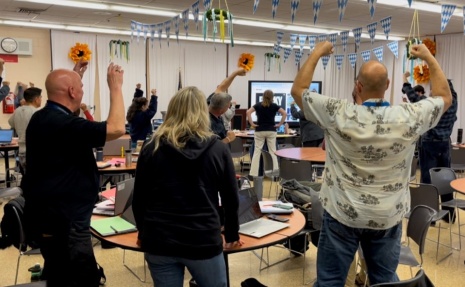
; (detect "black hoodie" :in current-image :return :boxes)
[132,135,240,259]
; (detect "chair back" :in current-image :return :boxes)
[429,167,457,196]
[451,147,465,165]
[277,143,295,150]
[407,205,436,256]
[260,149,278,178]
[230,138,245,158]
[279,159,312,181]
[370,268,434,287]
[409,183,441,212]
[410,156,419,182]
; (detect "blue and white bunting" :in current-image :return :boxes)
[174,16,180,44]
[373,46,383,62]
[290,34,298,49]
[136,22,143,42]
[335,54,344,70]
[291,0,300,23]
[441,4,456,33]
[130,21,136,41]
[361,50,371,62]
[150,24,156,47]
[273,44,282,54]
[318,34,327,42]
[387,41,399,58]
[157,23,163,48]
[352,27,362,49]
[380,16,392,40]
[299,34,307,52]
[272,0,280,18]
[165,20,171,47]
[295,49,302,65]
[283,48,292,63]
[348,53,357,69]
[337,0,348,22]
[143,24,149,43]
[308,35,317,50]
[203,0,212,10]
[313,0,323,24]
[192,1,200,30]
[340,31,349,51]
[328,33,338,46]
[407,0,412,7]
[367,22,378,44]
[368,0,377,19]
[182,9,190,38]
[321,55,330,69]
[276,31,284,46]
[253,0,260,14]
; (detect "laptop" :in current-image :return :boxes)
[238,188,289,238]
[93,178,135,216]
[103,137,131,155]
[0,129,13,145]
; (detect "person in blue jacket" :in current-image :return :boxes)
[126,88,158,148]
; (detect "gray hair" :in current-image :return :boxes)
[209,92,232,110]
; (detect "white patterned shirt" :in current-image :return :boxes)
[302,90,444,229]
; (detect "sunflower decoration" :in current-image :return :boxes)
[238,53,255,71]
[68,43,92,63]
[422,38,436,56]
[413,64,430,84]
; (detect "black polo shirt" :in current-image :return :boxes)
[210,112,227,140]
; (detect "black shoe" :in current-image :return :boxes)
[241,278,267,287]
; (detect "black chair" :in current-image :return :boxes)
[370,269,434,287]
[451,147,465,176]
[278,158,313,182]
[260,150,280,199]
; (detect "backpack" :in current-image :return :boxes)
[0,196,25,250]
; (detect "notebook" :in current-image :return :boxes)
[90,216,137,237]
[93,178,134,216]
[103,137,131,155]
[0,129,13,145]
[238,188,289,238]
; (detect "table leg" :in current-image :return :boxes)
[224,253,230,287]
[4,150,10,187]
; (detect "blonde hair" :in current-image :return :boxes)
[262,90,274,107]
[150,86,213,152]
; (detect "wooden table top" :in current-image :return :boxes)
[235,131,297,139]
[97,155,137,173]
[450,178,465,195]
[0,143,19,151]
[275,147,326,163]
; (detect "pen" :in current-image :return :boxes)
[110,225,118,234]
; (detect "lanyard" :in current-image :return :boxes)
[362,101,390,107]
[46,101,71,115]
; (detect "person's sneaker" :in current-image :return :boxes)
[241,278,267,287]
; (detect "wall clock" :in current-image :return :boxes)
[1,38,18,53]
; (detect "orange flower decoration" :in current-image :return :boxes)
[422,38,436,56]
[238,53,255,71]
[413,64,430,84]
[68,43,92,63]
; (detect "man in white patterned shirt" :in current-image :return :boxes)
[291,42,451,286]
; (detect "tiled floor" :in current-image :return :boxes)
[1,159,465,286]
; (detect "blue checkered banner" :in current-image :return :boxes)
[295,49,302,65]
[272,0,280,18]
[368,0,377,19]
[165,20,171,47]
[142,24,148,43]
[340,30,349,51]
[192,1,200,30]
[149,24,156,47]
[441,4,456,33]
[348,53,357,69]
[313,0,323,24]
[174,16,180,43]
[291,0,300,23]
[130,21,137,41]
[353,27,362,49]
[253,0,260,14]
[283,48,292,63]
[380,16,391,40]
[277,31,284,46]
[273,44,281,54]
[308,35,317,50]
[299,34,307,52]
[321,55,330,70]
[337,0,349,22]
[335,54,344,70]
[318,34,327,42]
[387,41,399,59]
[373,46,383,62]
[182,9,190,38]
[290,34,298,49]
[203,0,212,10]
[329,33,338,46]
[367,22,378,44]
[157,23,163,47]
[361,50,371,62]
[407,0,412,7]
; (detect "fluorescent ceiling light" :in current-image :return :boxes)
[2,20,65,29]
[15,0,108,10]
[234,19,284,29]
[283,25,338,34]
[110,6,177,17]
[375,0,462,17]
[66,26,125,34]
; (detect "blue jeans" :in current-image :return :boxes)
[314,211,401,286]
[145,253,227,287]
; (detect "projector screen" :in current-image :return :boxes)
[247,80,322,127]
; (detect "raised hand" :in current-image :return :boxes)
[314,41,334,57]
[107,63,123,90]
[409,44,434,62]
[73,59,89,79]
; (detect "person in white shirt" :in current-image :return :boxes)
[291,42,451,286]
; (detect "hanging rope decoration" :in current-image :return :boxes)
[405,10,430,84]
[264,52,281,73]
[68,43,92,63]
[238,53,255,71]
[109,40,130,62]
[203,0,234,46]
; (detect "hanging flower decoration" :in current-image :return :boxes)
[238,53,255,71]
[202,8,234,46]
[413,64,430,84]
[109,40,130,62]
[264,52,281,73]
[422,38,436,56]
[68,43,92,63]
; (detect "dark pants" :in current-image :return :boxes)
[40,228,101,287]
[420,139,455,221]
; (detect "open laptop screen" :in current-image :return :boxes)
[0,130,13,144]
[237,188,263,225]
[114,178,135,215]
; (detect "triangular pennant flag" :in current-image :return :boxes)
[290,34,298,49]
[321,55,330,69]
[340,31,349,51]
[174,15,180,44]
[276,31,284,46]
[299,34,307,52]
[318,34,327,42]
[308,35,316,50]
[272,0,280,18]
[136,22,143,42]
[253,0,260,14]
[368,0,377,19]
[367,22,378,44]
[352,27,362,49]
[165,20,171,47]
[328,33,338,46]
[203,0,212,10]
[150,24,156,48]
[273,44,282,54]
[295,49,302,65]
[291,0,300,23]
[407,0,412,7]
[335,54,344,70]
[348,53,357,69]
[313,0,323,24]
[142,24,149,43]
[380,16,392,40]
[441,4,456,33]
[157,23,163,48]
[361,50,371,62]
[387,41,399,59]
[130,21,137,41]
[373,46,383,62]
[192,1,200,30]
[182,9,190,38]
[283,48,292,63]
[337,0,349,22]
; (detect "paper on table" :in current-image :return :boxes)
[101,187,116,201]
[259,200,294,214]
[94,199,114,210]
[90,216,137,237]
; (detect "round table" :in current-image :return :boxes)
[450,178,465,195]
[275,147,326,163]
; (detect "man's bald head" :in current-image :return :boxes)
[45,69,83,111]
[356,61,390,98]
